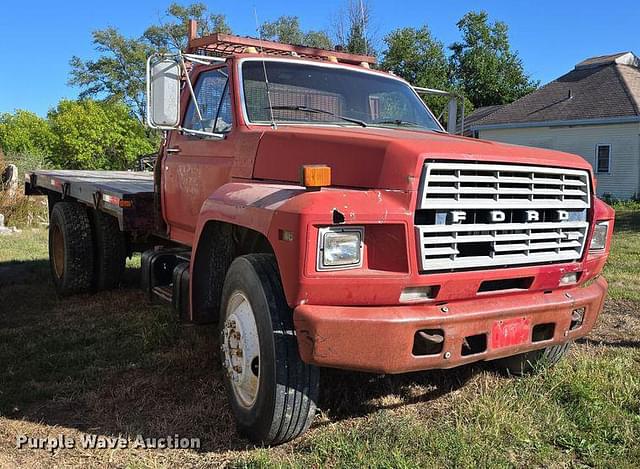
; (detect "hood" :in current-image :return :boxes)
[252,126,593,191]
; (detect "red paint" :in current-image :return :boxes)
[491,317,531,349]
[294,277,607,373]
[252,126,594,192]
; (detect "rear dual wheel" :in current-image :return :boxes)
[49,202,94,295]
[49,202,126,295]
[91,210,126,290]
[219,254,320,445]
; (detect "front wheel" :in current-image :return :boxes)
[219,254,319,445]
[491,342,571,376]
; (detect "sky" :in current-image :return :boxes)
[1,0,639,116]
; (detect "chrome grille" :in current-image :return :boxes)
[419,162,590,210]
[417,162,591,272]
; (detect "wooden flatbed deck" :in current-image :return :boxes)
[26,170,156,233]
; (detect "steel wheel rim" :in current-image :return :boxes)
[51,223,64,279]
[222,291,261,408]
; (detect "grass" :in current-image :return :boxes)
[0,213,639,467]
[246,349,640,468]
[604,210,640,301]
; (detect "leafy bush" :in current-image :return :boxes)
[601,192,640,211]
[47,99,156,170]
[0,100,158,173]
[0,110,55,157]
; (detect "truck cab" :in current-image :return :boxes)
[29,26,614,445]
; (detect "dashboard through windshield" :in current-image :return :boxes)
[241,60,442,131]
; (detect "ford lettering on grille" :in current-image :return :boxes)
[416,162,591,272]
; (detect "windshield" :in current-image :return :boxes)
[241,60,442,131]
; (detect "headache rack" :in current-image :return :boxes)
[185,20,376,67]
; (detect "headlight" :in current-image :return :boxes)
[317,227,364,270]
[589,221,609,251]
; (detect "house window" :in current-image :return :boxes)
[596,144,611,173]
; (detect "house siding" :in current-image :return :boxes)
[478,123,640,199]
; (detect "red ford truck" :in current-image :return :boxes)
[25,26,614,444]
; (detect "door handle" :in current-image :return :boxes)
[166,146,181,154]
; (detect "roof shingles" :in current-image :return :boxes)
[473,53,640,127]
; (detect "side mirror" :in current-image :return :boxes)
[446,97,458,134]
[412,86,465,135]
[146,56,181,129]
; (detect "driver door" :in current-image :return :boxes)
[162,66,235,244]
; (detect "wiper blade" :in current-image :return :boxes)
[372,119,421,127]
[268,105,368,127]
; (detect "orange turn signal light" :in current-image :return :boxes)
[301,165,331,189]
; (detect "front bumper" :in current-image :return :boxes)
[293,276,608,374]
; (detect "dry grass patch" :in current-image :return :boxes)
[0,157,48,229]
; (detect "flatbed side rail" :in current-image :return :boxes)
[25,170,155,233]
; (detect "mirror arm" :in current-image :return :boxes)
[179,55,205,127]
[183,53,226,65]
[412,86,465,135]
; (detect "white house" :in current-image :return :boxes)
[469,52,640,199]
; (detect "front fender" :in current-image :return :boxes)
[192,182,307,307]
[194,182,306,238]
[192,182,415,307]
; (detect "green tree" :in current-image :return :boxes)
[143,2,231,52]
[303,31,334,50]
[69,29,152,122]
[0,110,55,157]
[260,16,333,49]
[381,26,454,123]
[382,26,449,90]
[69,2,231,122]
[47,100,155,170]
[449,11,538,108]
[333,0,375,55]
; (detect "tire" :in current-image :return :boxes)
[219,254,319,445]
[192,223,233,324]
[92,210,126,290]
[491,342,571,376]
[49,202,94,296]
